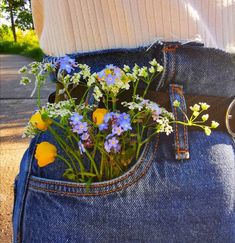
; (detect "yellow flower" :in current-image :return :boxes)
[35,142,57,167]
[30,111,52,131]
[92,108,108,125]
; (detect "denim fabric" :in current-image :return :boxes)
[13,42,235,242]
[159,44,235,97]
[169,84,189,160]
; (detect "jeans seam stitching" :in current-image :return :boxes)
[30,137,154,188]
[28,136,159,196]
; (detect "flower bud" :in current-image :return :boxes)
[202,114,209,121]
[35,142,57,167]
[204,126,212,136]
[92,108,108,125]
[211,120,219,128]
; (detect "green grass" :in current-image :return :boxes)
[0,26,43,61]
[0,40,43,61]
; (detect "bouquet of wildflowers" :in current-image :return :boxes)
[19,57,219,185]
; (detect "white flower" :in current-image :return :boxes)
[20,77,31,85]
[157,64,163,72]
[44,63,55,72]
[190,104,200,112]
[23,122,38,138]
[63,74,71,85]
[149,66,155,73]
[149,58,158,66]
[173,100,180,107]
[123,65,130,72]
[78,64,91,78]
[138,67,148,78]
[211,120,219,128]
[132,64,140,73]
[121,101,143,111]
[165,125,173,135]
[199,102,210,110]
[204,126,212,136]
[19,66,27,74]
[71,73,81,84]
[87,75,96,86]
[202,114,209,121]
[45,100,74,118]
[126,73,137,82]
[93,86,103,102]
[192,111,200,117]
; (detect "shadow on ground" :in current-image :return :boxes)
[0,55,54,242]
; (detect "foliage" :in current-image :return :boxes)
[0,26,43,60]
[1,0,33,31]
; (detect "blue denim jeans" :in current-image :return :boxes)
[13,42,235,242]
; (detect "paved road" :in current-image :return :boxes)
[0,55,54,242]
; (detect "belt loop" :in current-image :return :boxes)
[169,84,190,160]
[156,43,180,91]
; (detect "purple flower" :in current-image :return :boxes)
[99,123,108,131]
[97,69,105,79]
[57,56,77,73]
[97,65,123,86]
[73,121,88,134]
[78,141,86,154]
[112,125,124,136]
[104,112,120,123]
[81,132,90,141]
[120,122,132,131]
[117,113,132,131]
[70,113,83,125]
[105,64,115,69]
[104,137,121,153]
[106,74,116,86]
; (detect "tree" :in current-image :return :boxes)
[0,0,33,42]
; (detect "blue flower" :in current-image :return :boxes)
[117,113,132,131]
[104,137,120,153]
[78,141,86,154]
[81,132,90,141]
[70,113,83,125]
[99,123,108,131]
[57,56,77,73]
[97,65,123,86]
[105,64,115,69]
[106,74,116,86]
[72,121,88,134]
[112,125,124,136]
[97,69,105,79]
[104,112,114,123]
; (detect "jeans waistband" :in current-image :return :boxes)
[43,41,235,97]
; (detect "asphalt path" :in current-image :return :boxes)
[0,55,54,242]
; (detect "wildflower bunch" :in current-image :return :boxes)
[20,57,219,185]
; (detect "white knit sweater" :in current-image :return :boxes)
[32,0,235,56]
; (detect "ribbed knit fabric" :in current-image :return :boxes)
[32,0,235,56]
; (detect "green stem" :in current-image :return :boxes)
[85,149,99,176]
[48,126,81,178]
[112,95,117,111]
[133,79,140,102]
[37,80,41,109]
[57,154,73,170]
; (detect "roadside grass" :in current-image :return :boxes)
[0,26,43,61]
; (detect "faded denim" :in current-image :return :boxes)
[13,41,235,242]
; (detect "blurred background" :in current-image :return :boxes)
[0,0,43,60]
[0,1,53,241]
